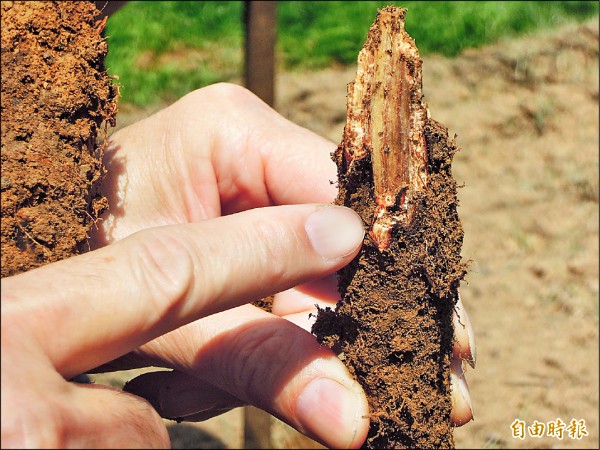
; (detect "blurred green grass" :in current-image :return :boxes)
[104,1,598,107]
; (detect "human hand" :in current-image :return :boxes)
[1,83,474,449]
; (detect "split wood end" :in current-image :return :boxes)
[341,6,429,250]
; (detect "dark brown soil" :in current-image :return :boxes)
[313,118,466,449]
[1,0,118,277]
[312,8,467,448]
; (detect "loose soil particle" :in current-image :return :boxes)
[312,7,467,448]
[1,0,118,277]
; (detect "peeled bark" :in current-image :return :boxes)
[312,7,467,448]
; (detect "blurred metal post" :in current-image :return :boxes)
[243,405,272,449]
[243,4,277,445]
[244,1,277,107]
[243,5,277,444]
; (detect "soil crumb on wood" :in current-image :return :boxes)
[312,7,467,448]
[1,1,118,277]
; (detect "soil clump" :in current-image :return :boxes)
[312,7,466,448]
[1,0,118,277]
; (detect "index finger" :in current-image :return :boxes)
[1,203,365,379]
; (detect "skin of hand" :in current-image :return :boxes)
[1,83,475,449]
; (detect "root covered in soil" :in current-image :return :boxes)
[312,7,467,448]
[1,1,118,277]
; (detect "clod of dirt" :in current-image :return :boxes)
[1,1,118,277]
[312,7,467,448]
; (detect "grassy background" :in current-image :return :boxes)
[103,1,599,107]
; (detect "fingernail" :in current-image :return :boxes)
[296,378,362,449]
[451,361,474,426]
[453,295,477,368]
[305,206,364,260]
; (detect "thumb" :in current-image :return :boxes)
[2,204,365,378]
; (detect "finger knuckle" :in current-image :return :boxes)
[183,83,263,115]
[225,323,292,402]
[253,218,295,282]
[125,228,195,318]
[1,398,68,448]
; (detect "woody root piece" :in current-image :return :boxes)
[313,6,467,449]
[344,7,428,250]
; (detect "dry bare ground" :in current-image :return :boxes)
[96,18,599,449]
